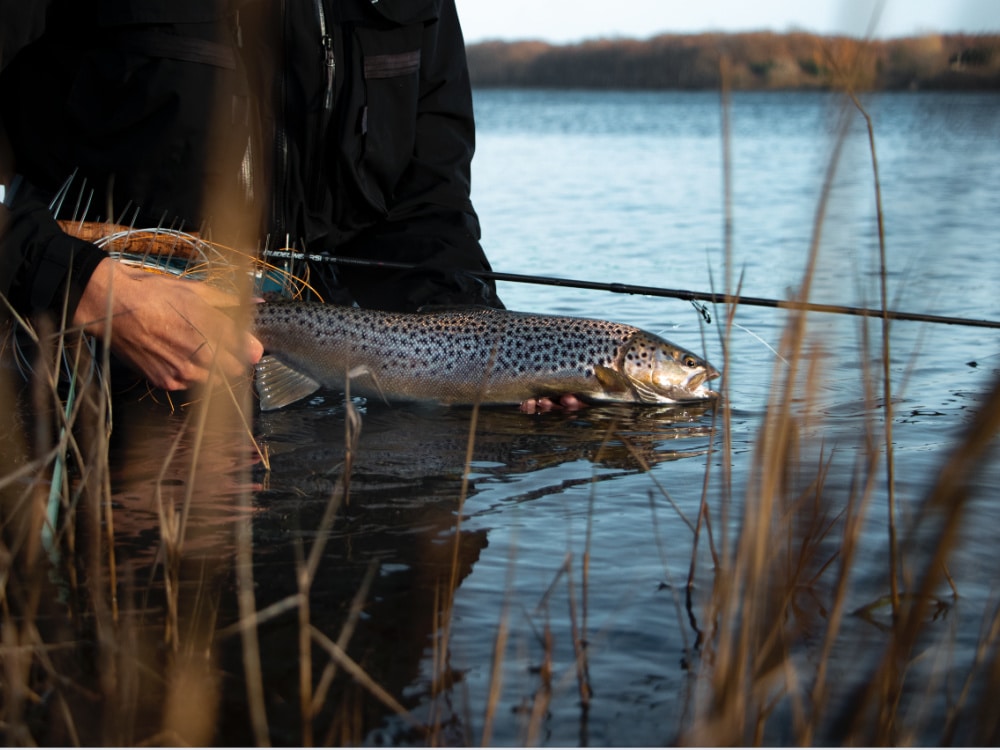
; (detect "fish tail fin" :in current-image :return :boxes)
[255,355,322,410]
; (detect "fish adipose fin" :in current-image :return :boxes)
[255,355,322,411]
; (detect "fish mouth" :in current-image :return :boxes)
[666,368,721,403]
[686,368,719,393]
[628,370,720,404]
[689,370,722,401]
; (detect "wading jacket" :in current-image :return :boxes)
[0,0,501,318]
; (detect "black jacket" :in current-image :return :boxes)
[0,0,501,317]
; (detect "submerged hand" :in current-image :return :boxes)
[519,394,585,414]
[73,258,263,391]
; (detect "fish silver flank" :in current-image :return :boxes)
[252,300,720,410]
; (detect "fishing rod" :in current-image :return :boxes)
[261,250,1000,331]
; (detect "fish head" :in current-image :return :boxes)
[616,332,720,403]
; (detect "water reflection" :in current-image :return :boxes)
[258,397,715,485]
[216,394,715,744]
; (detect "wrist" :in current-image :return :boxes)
[72,257,118,334]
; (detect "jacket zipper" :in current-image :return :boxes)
[272,0,290,244]
[310,0,336,208]
[315,0,336,112]
[273,0,337,243]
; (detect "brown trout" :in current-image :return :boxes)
[252,300,719,410]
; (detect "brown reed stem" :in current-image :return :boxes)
[844,371,1000,744]
[309,625,422,729]
[847,89,900,619]
[298,564,313,747]
[524,620,554,746]
[480,536,517,746]
[295,388,357,744]
[235,509,270,746]
[312,559,378,716]
[564,551,592,708]
[942,598,1000,744]
[687,100,854,746]
[431,339,497,736]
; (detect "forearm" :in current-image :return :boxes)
[1,190,262,391]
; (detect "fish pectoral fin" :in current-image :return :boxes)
[254,355,322,411]
[594,365,632,394]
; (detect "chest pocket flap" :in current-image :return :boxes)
[366,0,440,25]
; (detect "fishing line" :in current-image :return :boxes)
[261,250,1000,331]
[732,322,789,365]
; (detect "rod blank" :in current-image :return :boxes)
[261,250,1000,331]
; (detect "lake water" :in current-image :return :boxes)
[78,90,1000,745]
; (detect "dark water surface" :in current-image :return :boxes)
[103,90,1000,745]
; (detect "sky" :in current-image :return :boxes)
[456,0,999,44]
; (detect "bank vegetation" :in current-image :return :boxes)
[467,32,1000,90]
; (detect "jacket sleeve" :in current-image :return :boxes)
[337,0,503,311]
[1,5,107,321]
[0,183,107,319]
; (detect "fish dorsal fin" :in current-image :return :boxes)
[255,355,321,411]
[594,365,632,394]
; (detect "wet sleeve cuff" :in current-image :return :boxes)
[62,233,107,319]
[0,198,107,320]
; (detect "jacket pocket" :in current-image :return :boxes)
[367,0,440,25]
[353,25,424,212]
[364,50,420,79]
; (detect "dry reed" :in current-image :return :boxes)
[5,199,999,746]
[2,43,999,747]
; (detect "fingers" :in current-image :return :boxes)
[519,394,586,414]
[168,301,262,389]
[144,331,256,392]
[191,332,263,384]
[176,278,264,379]
[519,398,546,414]
[79,261,263,392]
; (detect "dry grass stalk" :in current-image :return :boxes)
[311,559,379,716]
[524,620,554,746]
[5,55,1000,746]
[846,85,900,618]
[840,371,1000,744]
[678,34,1000,745]
[480,538,517,746]
[683,62,866,744]
[294,386,357,745]
[234,507,270,746]
[1,200,268,743]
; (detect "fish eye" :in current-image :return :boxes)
[683,355,700,368]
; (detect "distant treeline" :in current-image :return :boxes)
[466,33,1000,91]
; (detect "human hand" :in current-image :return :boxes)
[519,394,585,414]
[73,258,263,391]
